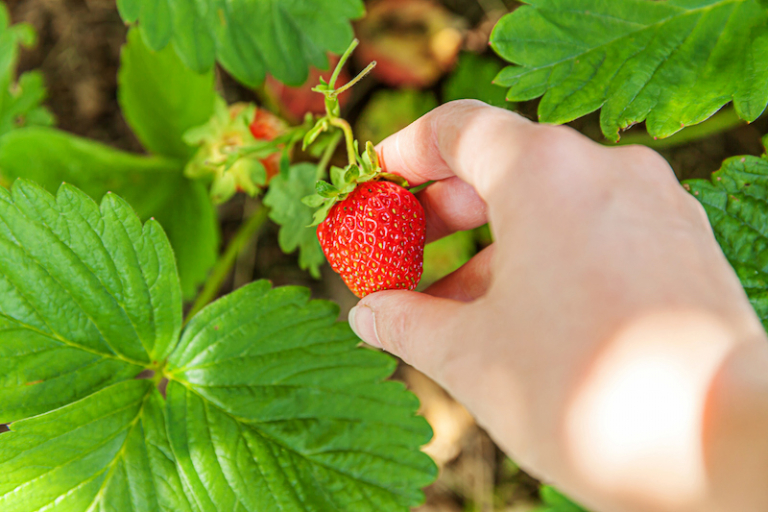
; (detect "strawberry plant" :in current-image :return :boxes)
[0,4,52,142]
[490,0,768,140]
[114,0,365,87]
[0,179,434,510]
[2,0,768,510]
[0,7,437,511]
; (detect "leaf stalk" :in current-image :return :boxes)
[185,203,270,324]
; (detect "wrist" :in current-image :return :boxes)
[563,310,759,512]
[703,338,768,511]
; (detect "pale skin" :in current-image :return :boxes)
[347,100,768,512]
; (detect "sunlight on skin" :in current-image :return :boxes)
[566,311,736,511]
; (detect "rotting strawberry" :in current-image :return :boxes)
[304,141,426,298]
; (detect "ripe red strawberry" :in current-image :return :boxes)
[317,180,426,298]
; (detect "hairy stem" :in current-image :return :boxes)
[607,108,746,150]
[330,39,359,88]
[332,62,377,99]
[185,203,271,324]
[329,117,357,166]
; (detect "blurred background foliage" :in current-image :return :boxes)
[2,0,767,510]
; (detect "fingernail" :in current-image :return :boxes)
[348,304,381,348]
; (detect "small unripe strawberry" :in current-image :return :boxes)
[249,108,289,180]
[318,181,426,297]
[184,100,290,204]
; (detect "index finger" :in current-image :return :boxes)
[375,99,536,198]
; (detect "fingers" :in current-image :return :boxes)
[424,245,495,302]
[349,291,465,376]
[376,99,536,198]
[418,177,487,243]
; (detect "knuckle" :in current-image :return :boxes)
[442,98,489,111]
[522,124,598,170]
[678,189,712,227]
[615,144,675,179]
[374,302,413,360]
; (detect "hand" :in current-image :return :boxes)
[348,100,768,512]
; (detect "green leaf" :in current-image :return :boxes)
[443,52,511,109]
[490,0,768,141]
[139,0,173,51]
[264,163,326,278]
[0,127,218,299]
[117,0,365,87]
[0,380,194,512]
[119,27,217,160]
[0,180,182,423]
[535,486,589,512]
[165,281,437,511]
[0,71,54,137]
[686,150,768,331]
[0,180,435,511]
[317,179,339,198]
[152,178,219,300]
[0,5,53,138]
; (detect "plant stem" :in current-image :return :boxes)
[185,203,271,324]
[606,107,745,150]
[329,117,357,166]
[331,62,377,99]
[316,131,343,180]
[330,39,359,88]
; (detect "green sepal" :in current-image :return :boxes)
[182,96,229,146]
[364,141,380,171]
[344,164,361,184]
[183,96,292,204]
[310,201,335,226]
[303,119,328,150]
[357,174,375,184]
[316,180,339,198]
[379,173,410,188]
[303,138,412,226]
[330,165,346,189]
[302,194,326,208]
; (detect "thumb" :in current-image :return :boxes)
[348,290,465,376]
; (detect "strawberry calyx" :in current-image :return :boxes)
[302,140,409,226]
[300,38,397,226]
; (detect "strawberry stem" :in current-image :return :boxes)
[329,117,357,167]
[331,61,376,99]
[184,202,270,325]
[329,39,358,88]
[317,131,343,179]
